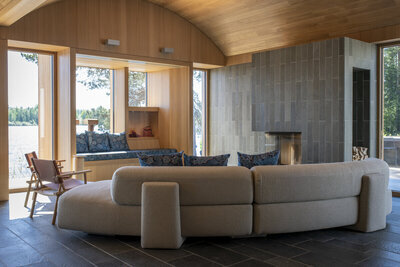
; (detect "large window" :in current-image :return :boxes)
[129,71,147,107]
[382,44,400,192]
[76,67,111,133]
[193,70,207,156]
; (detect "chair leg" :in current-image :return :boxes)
[24,184,31,208]
[52,194,60,225]
[30,192,38,218]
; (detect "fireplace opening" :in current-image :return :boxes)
[265,132,302,165]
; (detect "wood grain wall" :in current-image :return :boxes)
[148,66,192,153]
[0,39,8,201]
[5,0,225,66]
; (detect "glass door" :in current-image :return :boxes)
[8,50,54,189]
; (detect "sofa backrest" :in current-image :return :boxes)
[252,158,389,204]
[111,166,253,206]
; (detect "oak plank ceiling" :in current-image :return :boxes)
[149,0,400,56]
[0,0,58,26]
[2,0,400,56]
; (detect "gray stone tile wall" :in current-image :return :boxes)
[209,37,377,164]
[209,63,265,165]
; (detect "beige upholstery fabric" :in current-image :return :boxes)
[349,174,387,232]
[181,205,253,237]
[57,181,141,236]
[141,182,184,249]
[252,158,389,204]
[111,166,253,206]
[253,197,358,234]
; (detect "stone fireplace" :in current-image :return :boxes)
[265,132,302,165]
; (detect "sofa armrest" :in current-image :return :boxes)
[349,173,386,232]
[141,182,185,249]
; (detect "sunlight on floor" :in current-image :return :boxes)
[8,192,53,220]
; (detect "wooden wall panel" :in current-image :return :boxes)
[76,0,100,51]
[57,48,76,170]
[6,0,225,66]
[0,39,8,200]
[169,67,192,153]
[147,66,192,153]
[0,26,7,39]
[147,70,170,148]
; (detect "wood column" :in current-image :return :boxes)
[0,39,8,201]
[57,48,76,171]
[111,67,128,133]
[38,54,54,160]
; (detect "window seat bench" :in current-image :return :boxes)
[73,149,177,181]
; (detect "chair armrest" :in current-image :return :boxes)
[57,170,91,178]
[56,160,66,163]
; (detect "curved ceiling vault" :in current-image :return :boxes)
[148,0,400,56]
[2,0,400,56]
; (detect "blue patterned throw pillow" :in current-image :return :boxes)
[184,154,230,166]
[87,131,111,153]
[237,150,280,169]
[76,133,89,153]
[138,151,183,166]
[108,132,130,151]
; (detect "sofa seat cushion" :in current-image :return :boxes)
[77,149,177,161]
[57,180,141,236]
[111,166,253,206]
[252,158,389,204]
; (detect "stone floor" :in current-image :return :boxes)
[1,194,400,267]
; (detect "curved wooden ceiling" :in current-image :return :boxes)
[2,0,400,56]
[149,0,400,56]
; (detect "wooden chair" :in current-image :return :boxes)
[24,152,65,208]
[30,158,91,225]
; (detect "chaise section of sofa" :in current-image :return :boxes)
[252,158,391,234]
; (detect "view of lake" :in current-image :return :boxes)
[9,126,38,181]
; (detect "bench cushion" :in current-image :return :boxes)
[77,149,177,161]
[252,158,389,204]
[111,166,253,206]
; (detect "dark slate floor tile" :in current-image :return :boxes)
[265,256,309,267]
[231,259,273,267]
[137,248,190,262]
[367,248,400,262]
[229,245,276,261]
[0,243,45,267]
[0,228,25,248]
[207,237,241,249]
[184,243,248,265]
[323,229,375,245]
[114,249,169,266]
[369,239,400,254]
[295,240,368,264]
[238,238,307,258]
[357,256,400,267]
[31,240,66,254]
[94,257,128,267]
[44,247,93,267]
[326,239,370,252]
[268,233,311,245]
[293,252,355,267]
[20,260,58,267]
[78,235,133,255]
[169,255,221,267]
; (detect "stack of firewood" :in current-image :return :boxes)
[352,146,368,161]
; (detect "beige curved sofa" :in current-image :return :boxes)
[57,158,392,249]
